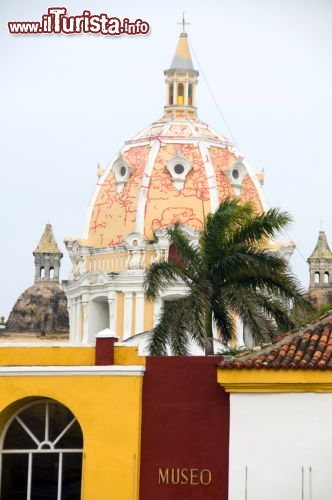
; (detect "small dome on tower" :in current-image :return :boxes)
[5,282,69,334]
[5,224,69,336]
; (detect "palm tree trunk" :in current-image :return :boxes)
[204,308,214,355]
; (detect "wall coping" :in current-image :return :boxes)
[0,365,145,377]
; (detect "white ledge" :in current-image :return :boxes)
[0,365,145,377]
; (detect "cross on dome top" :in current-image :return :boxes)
[178,12,190,34]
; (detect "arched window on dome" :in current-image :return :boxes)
[188,84,193,105]
[40,267,45,278]
[169,83,174,105]
[315,272,320,284]
[324,272,329,284]
[177,83,184,105]
[50,267,55,279]
[0,399,83,499]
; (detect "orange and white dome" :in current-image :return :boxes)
[84,32,266,249]
[64,31,268,346]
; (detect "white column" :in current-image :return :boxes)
[184,77,189,106]
[81,300,89,343]
[166,80,170,106]
[108,292,117,335]
[135,291,145,334]
[192,81,197,107]
[67,298,75,343]
[173,77,178,105]
[74,298,82,343]
[123,292,133,340]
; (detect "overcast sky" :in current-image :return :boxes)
[1,0,331,317]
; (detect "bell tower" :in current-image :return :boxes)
[307,230,332,307]
[33,224,63,283]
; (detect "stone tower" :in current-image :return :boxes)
[5,224,69,334]
[33,223,63,283]
[307,230,332,308]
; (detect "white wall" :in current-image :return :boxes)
[88,298,109,342]
[229,393,332,500]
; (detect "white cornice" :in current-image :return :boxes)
[0,365,145,377]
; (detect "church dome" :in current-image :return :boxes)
[6,282,69,334]
[84,32,266,249]
[63,30,269,345]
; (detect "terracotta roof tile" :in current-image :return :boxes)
[220,315,332,370]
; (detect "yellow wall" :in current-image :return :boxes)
[217,367,332,393]
[0,372,143,500]
[0,345,145,367]
[0,345,146,498]
[0,346,95,366]
[144,298,154,332]
[114,345,146,366]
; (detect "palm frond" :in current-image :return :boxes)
[166,224,202,278]
[143,260,189,300]
[147,297,193,355]
[231,208,292,247]
[211,299,237,344]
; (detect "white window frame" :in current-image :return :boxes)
[0,399,83,500]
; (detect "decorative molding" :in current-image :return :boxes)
[111,157,134,193]
[197,141,219,213]
[223,160,247,196]
[165,152,192,191]
[218,369,332,393]
[0,365,145,377]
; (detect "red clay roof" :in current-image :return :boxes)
[220,315,332,370]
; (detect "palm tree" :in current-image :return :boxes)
[143,198,309,355]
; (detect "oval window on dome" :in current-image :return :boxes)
[232,169,239,180]
[174,163,185,175]
[120,165,127,177]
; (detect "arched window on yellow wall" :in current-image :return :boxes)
[169,83,174,105]
[0,399,83,499]
[188,84,193,105]
[177,83,184,105]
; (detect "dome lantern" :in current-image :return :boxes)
[164,23,199,118]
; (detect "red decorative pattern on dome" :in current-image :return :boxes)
[167,124,195,137]
[86,119,265,247]
[146,143,210,237]
[89,146,150,246]
[241,175,264,213]
[137,123,165,139]
[195,123,226,142]
[208,147,235,200]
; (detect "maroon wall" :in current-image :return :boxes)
[140,356,229,500]
[95,336,118,365]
